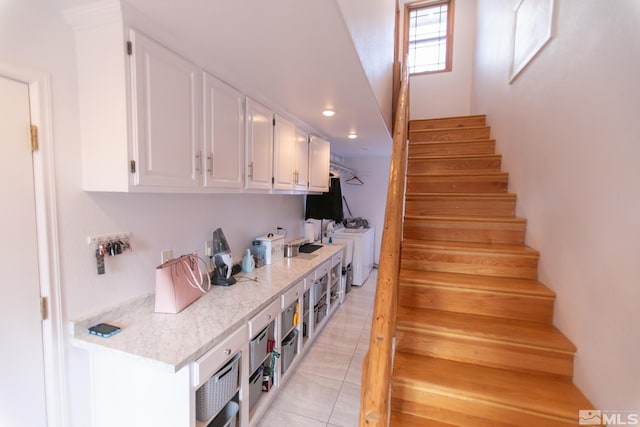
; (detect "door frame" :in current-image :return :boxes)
[0,63,68,427]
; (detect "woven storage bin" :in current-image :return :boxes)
[196,353,240,422]
[208,400,239,427]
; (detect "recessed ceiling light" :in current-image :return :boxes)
[322,109,336,117]
[348,133,358,140]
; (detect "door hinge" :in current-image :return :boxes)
[273,118,276,126]
[30,125,39,152]
[130,160,136,173]
[126,41,133,55]
[40,296,48,321]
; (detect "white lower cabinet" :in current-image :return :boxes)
[86,255,343,427]
[193,325,247,427]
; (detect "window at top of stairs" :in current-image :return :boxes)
[405,0,454,75]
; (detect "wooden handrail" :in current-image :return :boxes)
[359,60,409,427]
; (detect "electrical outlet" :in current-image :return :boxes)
[205,240,214,257]
[161,250,173,264]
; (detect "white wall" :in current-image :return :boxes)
[400,0,477,119]
[1,1,305,425]
[473,0,640,409]
[336,0,395,130]
[341,156,391,263]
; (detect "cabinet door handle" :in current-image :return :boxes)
[224,349,231,356]
[248,162,254,179]
[207,154,213,175]
[195,151,201,173]
[265,314,272,320]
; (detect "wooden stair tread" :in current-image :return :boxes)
[409,114,487,130]
[407,171,508,178]
[404,215,526,225]
[409,125,489,133]
[393,352,592,421]
[406,192,516,200]
[390,411,457,426]
[408,153,500,160]
[399,269,555,298]
[396,307,576,353]
[403,239,539,257]
[409,141,496,148]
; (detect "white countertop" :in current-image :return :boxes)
[71,244,343,373]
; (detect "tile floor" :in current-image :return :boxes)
[256,269,377,427]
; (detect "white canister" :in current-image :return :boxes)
[304,221,315,242]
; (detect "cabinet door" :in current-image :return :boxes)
[203,73,245,189]
[245,98,274,190]
[308,136,330,192]
[273,115,296,190]
[294,128,309,192]
[130,30,201,188]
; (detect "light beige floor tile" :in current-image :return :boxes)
[297,344,353,382]
[328,382,362,427]
[315,323,362,354]
[255,407,327,427]
[344,347,367,386]
[270,370,341,423]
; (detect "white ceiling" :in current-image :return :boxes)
[54,0,395,157]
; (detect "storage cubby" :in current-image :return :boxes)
[195,353,241,426]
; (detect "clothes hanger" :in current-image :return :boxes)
[345,175,364,185]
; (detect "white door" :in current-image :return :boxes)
[245,98,273,190]
[131,30,201,188]
[273,114,296,190]
[294,127,309,192]
[203,72,245,189]
[0,76,48,425]
[308,136,330,192]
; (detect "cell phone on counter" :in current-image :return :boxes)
[88,323,121,338]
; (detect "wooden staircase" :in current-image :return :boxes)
[390,115,595,426]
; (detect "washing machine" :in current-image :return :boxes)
[332,226,375,287]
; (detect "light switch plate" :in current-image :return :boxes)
[161,250,173,264]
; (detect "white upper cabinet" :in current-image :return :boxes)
[203,72,245,190]
[245,99,274,190]
[308,136,330,193]
[131,30,201,189]
[294,128,309,192]
[273,115,297,191]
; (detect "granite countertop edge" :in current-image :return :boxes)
[70,244,343,373]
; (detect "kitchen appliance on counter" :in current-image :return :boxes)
[212,228,236,286]
[255,233,285,265]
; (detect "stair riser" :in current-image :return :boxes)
[410,116,486,131]
[407,156,501,174]
[411,127,491,142]
[409,141,496,157]
[403,218,526,245]
[405,197,516,218]
[401,247,539,280]
[395,329,574,379]
[391,386,579,427]
[398,284,554,323]
[406,175,508,194]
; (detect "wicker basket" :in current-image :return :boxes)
[208,400,238,427]
[196,353,240,421]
